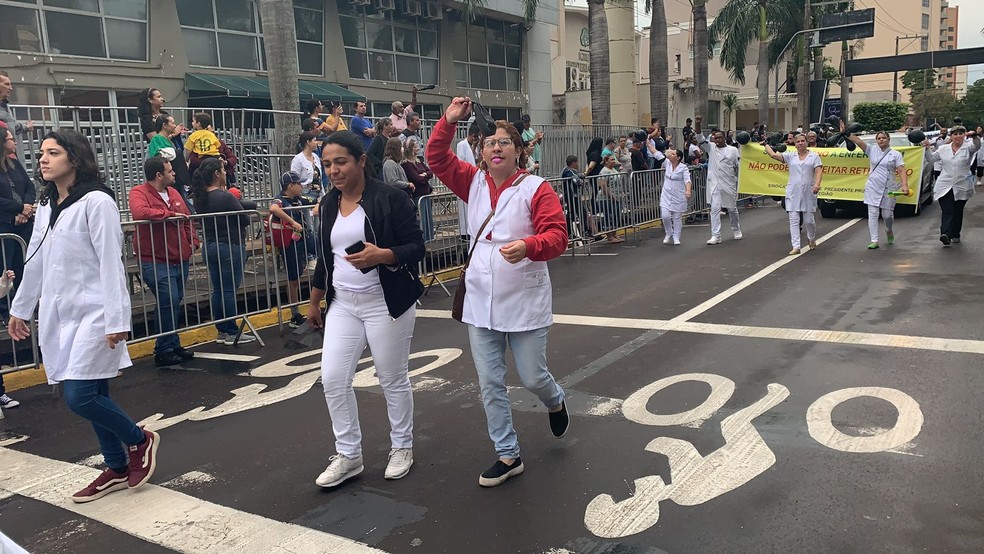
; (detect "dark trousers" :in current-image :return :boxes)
[938,189,967,239]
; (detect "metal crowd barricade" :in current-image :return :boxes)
[0,233,40,377]
[628,168,664,230]
[416,192,466,296]
[123,210,273,347]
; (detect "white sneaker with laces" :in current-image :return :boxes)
[215,332,230,344]
[384,448,413,480]
[316,454,364,487]
[673,238,681,245]
[224,333,257,345]
[0,394,20,408]
[706,236,722,245]
[733,230,743,240]
[663,235,671,245]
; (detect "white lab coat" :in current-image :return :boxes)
[702,138,740,208]
[462,171,552,333]
[781,150,822,212]
[929,138,981,202]
[660,160,691,213]
[862,144,905,209]
[9,191,132,384]
[455,139,476,232]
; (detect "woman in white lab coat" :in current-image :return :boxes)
[659,148,692,245]
[842,124,909,249]
[925,125,981,245]
[8,130,160,504]
[765,134,823,255]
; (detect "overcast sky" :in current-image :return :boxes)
[949,0,984,88]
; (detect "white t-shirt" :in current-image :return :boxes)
[330,205,383,294]
[158,189,170,204]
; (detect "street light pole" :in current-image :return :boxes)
[893,34,924,102]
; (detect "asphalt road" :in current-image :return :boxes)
[2,197,983,554]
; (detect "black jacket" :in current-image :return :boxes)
[312,178,425,318]
[0,159,36,228]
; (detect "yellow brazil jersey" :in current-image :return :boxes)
[186,129,220,157]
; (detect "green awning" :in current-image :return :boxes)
[186,73,364,103]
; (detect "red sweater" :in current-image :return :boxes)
[129,182,197,263]
[425,117,568,261]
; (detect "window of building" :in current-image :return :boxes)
[488,107,520,122]
[339,0,439,85]
[706,100,720,128]
[0,0,148,60]
[451,15,522,92]
[922,0,929,6]
[177,0,321,73]
[921,13,930,29]
[674,54,681,74]
[921,36,929,50]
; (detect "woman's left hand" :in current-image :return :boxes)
[499,240,527,264]
[812,185,821,194]
[685,190,692,200]
[345,242,386,270]
[105,332,128,349]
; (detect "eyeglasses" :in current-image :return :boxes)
[482,138,514,149]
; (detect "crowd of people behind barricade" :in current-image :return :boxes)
[1,63,982,517]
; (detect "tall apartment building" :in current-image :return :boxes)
[941,5,968,97]
[0,0,556,122]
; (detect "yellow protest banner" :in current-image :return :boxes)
[738,145,925,205]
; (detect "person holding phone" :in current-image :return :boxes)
[425,98,569,488]
[306,131,425,489]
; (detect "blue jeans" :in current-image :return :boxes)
[62,379,145,469]
[467,325,565,459]
[140,261,190,355]
[203,241,245,335]
[417,196,435,242]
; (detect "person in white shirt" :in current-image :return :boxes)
[765,133,823,255]
[454,122,482,235]
[924,125,982,245]
[701,129,742,244]
[8,130,160,503]
[660,148,692,245]
[842,124,909,249]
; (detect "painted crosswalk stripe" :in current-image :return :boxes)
[0,448,387,554]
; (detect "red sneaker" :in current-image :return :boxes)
[71,468,129,503]
[127,428,160,489]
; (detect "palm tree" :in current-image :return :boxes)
[722,93,740,129]
[645,0,669,125]
[259,0,300,168]
[588,0,612,124]
[691,0,710,119]
[708,0,803,122]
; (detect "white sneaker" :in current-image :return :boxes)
[224,333,257,345]
[663,235,671,245]
[215,332,230,344]
[673,238,681,245]
[0,394,20,408]
[733,230,743,240]
[706,236,722,245]
[316,454,364,487]
[384,448,413,480]
[306,259,318,272]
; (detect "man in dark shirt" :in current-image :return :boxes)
[682,118,694,144]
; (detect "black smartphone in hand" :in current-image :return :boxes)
[344,241,374,274]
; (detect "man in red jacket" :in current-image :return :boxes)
[129,156,198,367]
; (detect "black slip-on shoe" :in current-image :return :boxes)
[549,401,570,438]
[479,458,524,487]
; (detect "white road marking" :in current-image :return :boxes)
[191,353,262,362]
[0,448,387,553]
[585,382,790,538]
[419,310,984,355]
[622,373,736,428]
[670,217,862,322]
[163,471,217,488]
[806,387,924,453]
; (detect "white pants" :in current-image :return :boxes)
[710,193,741,238]
[321,289,416,458]
[663,211,683,240]
[867,204,893,243]
[788,211,816,249]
